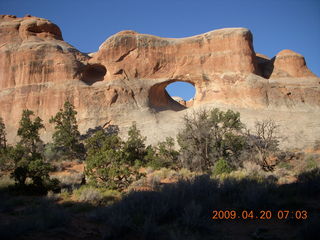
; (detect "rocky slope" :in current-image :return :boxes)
[0,15,319,148]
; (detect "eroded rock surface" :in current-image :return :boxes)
[0,15,319,148]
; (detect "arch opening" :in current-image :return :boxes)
[166,81,196,105]
[149,80,196,111]
[82,64,107,85]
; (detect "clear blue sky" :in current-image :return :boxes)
[1,0,319,100]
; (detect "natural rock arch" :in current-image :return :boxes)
[148,79,196,111]
[0,15,319,148]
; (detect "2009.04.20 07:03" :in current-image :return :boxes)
[211,210,308,220]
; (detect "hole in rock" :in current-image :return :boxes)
[149,81,196,111]
[82,64,107,85]
[166,81,196,102]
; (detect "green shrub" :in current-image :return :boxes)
[74,186,103,204]
[211,158,233,176]
[74,186,121,205]
[145,137,179,170]
[177,168,196,180]
[143,146,159,169]
[305,155,318,170]
[85,127,144,191]
[177,108,245,173]
[52,172,83,190]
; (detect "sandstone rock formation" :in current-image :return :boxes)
[0,15,319,148]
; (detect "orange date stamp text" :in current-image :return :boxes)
[211,210,308,220]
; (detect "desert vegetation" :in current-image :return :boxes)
[0,104,319,239]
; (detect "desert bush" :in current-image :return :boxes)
[129,177,148,190]
[212,164,273,184]
[85,124,146,191]
[145,137,179,170]
[242,160,262,174]
[211,158,234,176]
[130,168,196,191]
[74,185,121,205]
[276,150,296,162]
[177,108,245,173]
[293,153,320,174]
[305,155,318,170]
[177,168,196,180]
[58,188,71,200]
[244,119,280,171]
[74,186,103,204]
[98,188,121,205]
[52,172,84,190]
[85,130,140,190]
[143,145,158,168]
[153,167,178,179]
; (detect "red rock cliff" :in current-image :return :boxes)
[0,15,319,148]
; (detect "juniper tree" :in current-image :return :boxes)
[85,129,142,190]
[122,122,147,166]
[50,101,84,160]
[12,110,52,186]
[17,110,44,154]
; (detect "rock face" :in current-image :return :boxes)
[271,49,316,78]
[0,15,319,148]
[0,15,87,89]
